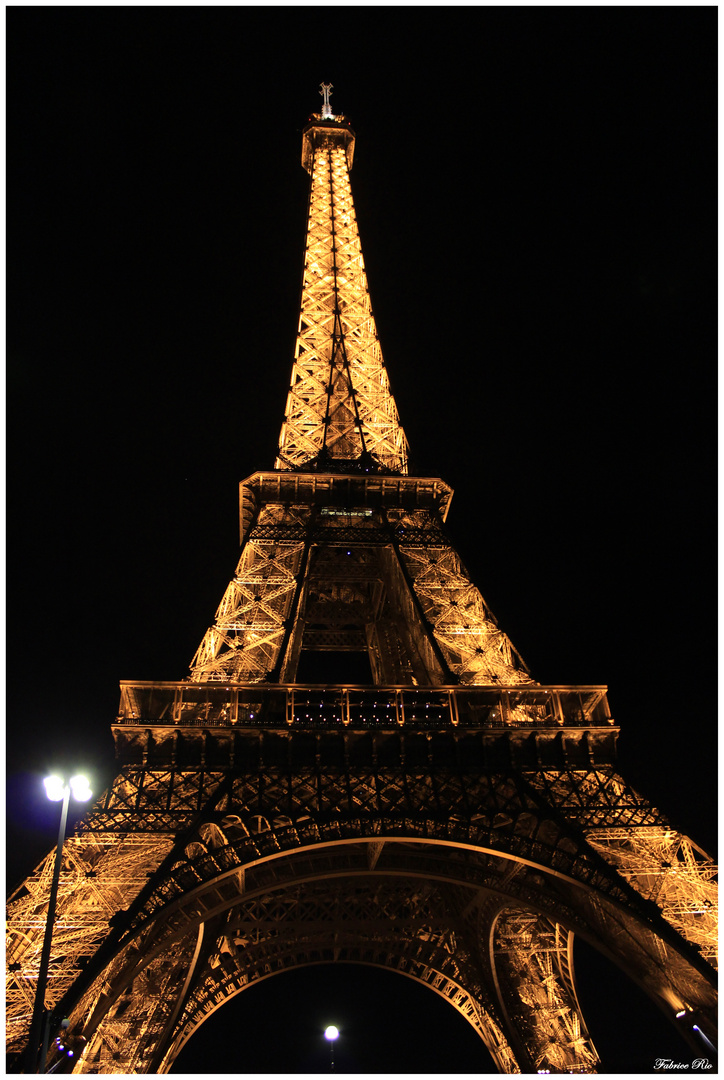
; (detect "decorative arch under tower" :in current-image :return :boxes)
[6,87,717,1075]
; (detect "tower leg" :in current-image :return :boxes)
[489,908,600,1074]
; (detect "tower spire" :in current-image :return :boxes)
[319,81,334,118]
[275,97,408,475]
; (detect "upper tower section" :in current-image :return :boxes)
[275,85,409,476]
[300,82,355,174]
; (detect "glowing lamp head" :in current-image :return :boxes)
[70,775,93,801]
[43,775,66,802]
[43,774,93,802]
[324,1026,339,1042]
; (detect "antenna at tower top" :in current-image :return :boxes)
[320,82,334,118]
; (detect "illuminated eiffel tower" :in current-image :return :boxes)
[7,84,717,1074]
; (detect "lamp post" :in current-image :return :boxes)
[26,774,92,1073]
[324,1026,339,1072]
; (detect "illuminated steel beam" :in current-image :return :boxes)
[6,95,717,1075]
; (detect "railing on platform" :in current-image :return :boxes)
[117,682,613,730]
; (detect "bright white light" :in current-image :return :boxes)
[324,1026,339,1041]
[70,775,93,802]
[43,776,66,802]
[44,774,93,802]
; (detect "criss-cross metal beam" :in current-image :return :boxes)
[6,99,717,1076]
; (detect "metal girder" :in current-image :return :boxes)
[5,834,174,1057]
[158,877,520,1073]
[490,909,599,1073]
[7,104,717,1076]
[275,130,408,474]
[8,756,716,1072]
[190,505,310,681]
[584,828,717,965]
[71,874,520,1073]
[387,507,532,685]
[18,818,715,1073]
[189,503,532,685]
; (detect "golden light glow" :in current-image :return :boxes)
[6,105,717,1077]
[276,123,408,474]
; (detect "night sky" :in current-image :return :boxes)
[7,7,717,1075]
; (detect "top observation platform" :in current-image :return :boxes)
[302,113,356,173]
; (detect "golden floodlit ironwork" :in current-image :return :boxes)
[7,86,717,1074]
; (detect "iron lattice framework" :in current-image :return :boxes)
[275,113,408,475]
[7,90,717,1075]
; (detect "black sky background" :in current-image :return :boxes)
[7,7,717,1074]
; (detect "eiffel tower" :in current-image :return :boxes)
[7,84,717,1075]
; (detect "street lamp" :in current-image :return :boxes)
[324,1025,339,1072]
[27,774,93,1073]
